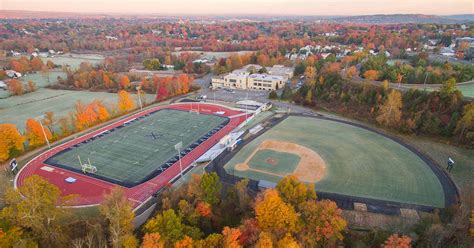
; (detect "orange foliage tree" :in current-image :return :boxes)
[143,233,164,248]
[120,75,130,89]
[221,227,242,248]
[25,119,52,147]
[118,90,136,113]
[382,234,412,248]
[0,124,24,162]
[7,79,24,96]
[74,100,110,131]
[363,70,379,81]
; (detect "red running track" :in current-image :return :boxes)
[15,103,248,208]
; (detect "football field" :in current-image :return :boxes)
[46,109,228,186]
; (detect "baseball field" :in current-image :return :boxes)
[225,116,445,208]
[45,109,228,186]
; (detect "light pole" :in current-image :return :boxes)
[136,86,143,110]
[175,141,183,178]
[36,115,50,149]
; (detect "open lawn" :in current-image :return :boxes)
[0,70,67,99]
[41,54,104,70]
[0,88,155,131]
[225,116,445,208]
[46,109,228,186]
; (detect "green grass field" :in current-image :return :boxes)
[47,109,227,185]
[225,116,445,208]
[0,89,155,131]
[247,149,299,174]
[41,54,104,70]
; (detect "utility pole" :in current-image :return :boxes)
[36,115,50,149]
[136,86,143,110]
[175,142,183,178]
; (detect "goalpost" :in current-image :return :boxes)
[78,155,98,174]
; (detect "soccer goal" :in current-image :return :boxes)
[78,155,98,174]
[189,109,200,114]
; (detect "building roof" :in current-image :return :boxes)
[248,73,284,81]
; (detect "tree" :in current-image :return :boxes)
[25,118,52,147]
[455,102,474,143]
[1,175,74,246]
[277,233,300,248]
[156,79,170,101]
[254,189,299,238]
[143,59,162,70]
[27,80,36,92]
[276,175,316,209]
[346,66,358,79]
[7,79,23,96]
[221,227,242,248]
[99,187,137,248]
[120,75,131,89]
[269,90,278,99]
[440,78,457,96]
[382,234,411,248]
[376,90,403,128]
[0,124,24,162]
[304,66,317,85]
[42,112,55,135]
[143,233,164,248]
[298,200,346,247]
[199,172,222,206]
[280,85,293,100]
[118,90,136,113]
[363,70,379,81]
[255,232,273,248]
[144,209,202,245]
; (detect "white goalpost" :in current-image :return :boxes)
[78,155,98,174]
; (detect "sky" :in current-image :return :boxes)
[1,0,473,15]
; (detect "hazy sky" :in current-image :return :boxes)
[2,0,473,15]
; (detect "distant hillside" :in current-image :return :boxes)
[330,14,473,24]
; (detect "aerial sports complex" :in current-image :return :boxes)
[14,103,250,208]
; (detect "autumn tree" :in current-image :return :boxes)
[25,118,52,147]
[346,66,358,79]
[27,80,36,92]
[1,175,74,246]
[255,232,274,248]
[276,175,316,209]
[304,66,317,85]
[440,78,457,96]
[254,189,299,239]
[298,200,346,247]
[42,111,55,134]
[7,79,23,96]
[455,102,474,144]
[118,90,136,113]
[382,234,411,248]
[99,187,137,248]
[363,70,379,81]
[376,90,403,128]
[221,227,242,248]
[0,124,24,162]
[142,233,164,248]
[199,172,222,206]
[120,75,131,89]
[277,233,300,248]
[144,209,202,245]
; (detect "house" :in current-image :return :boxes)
[10,50,21,57]
[320,53,332,59]
[0,80,7,90]
[105,36,118,41]
[6,70,22,78]
[439,47,455,57]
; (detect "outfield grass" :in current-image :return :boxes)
[248,149,300,174]
[0,89,155,131]
[46,109,227,185]
[225,116,445,208]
